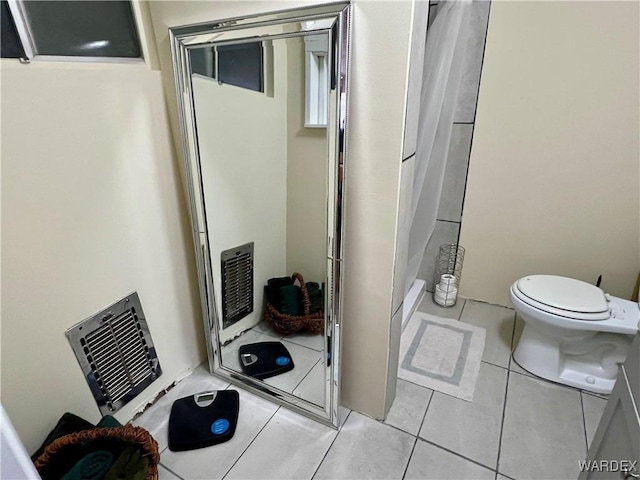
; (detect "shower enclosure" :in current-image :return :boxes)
[401,0,472,325]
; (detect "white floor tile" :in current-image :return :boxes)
[313,412,414,480]
[132,399,172,453]
[417,294,466,320]
[460,300,515,368]
[292,359,327,407]
[282,331,324,351]
[158,465,181,480]
[170,363,230,396]
[130,303,596,480]
[582,391,609,401]
[582,392,608,448]
[250,321,283,339]
[404,440,495,480]
[384,379,433,436]
[420,362,507,469]
[264,341,322,393]
[509,357,535,379]
[225,407,337,480]
[499,373,585,480]
[159,388,278,479]
[132,364,229,452]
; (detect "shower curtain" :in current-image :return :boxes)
[404,0,471,296]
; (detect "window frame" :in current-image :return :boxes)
[5,0,145,64]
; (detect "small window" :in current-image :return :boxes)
[1,1,25,58]
[189,42,264,93]
[218,43,263,93]
[1,0,141,61]
[190,47,215,78]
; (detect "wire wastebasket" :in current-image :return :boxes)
[433,244,465,307]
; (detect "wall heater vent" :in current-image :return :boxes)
[221,242,254,328]
[66,292,162,415]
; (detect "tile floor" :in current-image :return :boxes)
[133,296,608,480]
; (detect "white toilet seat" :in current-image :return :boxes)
[512,285,609,321]
[510,284,638,335]
[516,275,609,313]
[513,275,609,320]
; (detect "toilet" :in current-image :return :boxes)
[510,275,639,394]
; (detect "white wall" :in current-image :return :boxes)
[459,1,640,305]
[286,36,328,284]
[192,40,288,343]
[148,0,412,418]
[0,62,205,453]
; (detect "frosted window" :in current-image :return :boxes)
[0,1,25,58]
[189,43,263,93]
[217,43,263,92]
[190,47,215,78]
[22,1,141,58]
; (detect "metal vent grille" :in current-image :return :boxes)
[221,242,254,328]
[66,293,162,415]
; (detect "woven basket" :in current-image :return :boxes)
[34,424,160,480]
[264,272,324,335]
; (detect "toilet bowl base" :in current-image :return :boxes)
[511,356,616,394]
[513,323,630,394]
[557,366,615,394]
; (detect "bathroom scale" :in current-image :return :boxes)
[238,341,295,379]
[168,390,239,452]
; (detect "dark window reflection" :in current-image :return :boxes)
[190,42,263,93]
[1,1,26,58]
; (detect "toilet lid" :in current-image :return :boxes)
[516,275,608,314]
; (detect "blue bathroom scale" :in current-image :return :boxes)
[238,341,294,379]
[168,390,239,451]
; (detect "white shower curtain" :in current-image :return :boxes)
[405,0,471,295]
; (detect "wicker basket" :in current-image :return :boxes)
[264,272,324,335]
[34,424,160,480]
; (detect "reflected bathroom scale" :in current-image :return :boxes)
[168,390,239,451]
[238,341,295,379]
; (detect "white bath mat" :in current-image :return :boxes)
[398,312,486,402]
